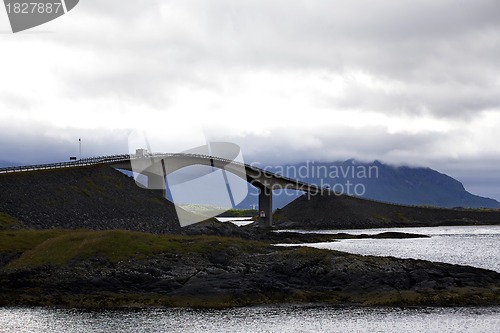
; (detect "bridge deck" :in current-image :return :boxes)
[0,153,329,193]
[0,153,334,228]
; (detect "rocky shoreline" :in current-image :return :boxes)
[1,228,499,308]
[1,166,499,308]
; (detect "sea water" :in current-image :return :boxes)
[0,305,499,333]
[277,225,500,272]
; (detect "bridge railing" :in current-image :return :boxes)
[149,153,330,193]
[0,154,132,174]
[0,152,331,193]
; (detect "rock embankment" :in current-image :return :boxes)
[0,230,499,308]
[1,165,499,308]
[0,165,180,233]
[275,193,500,229]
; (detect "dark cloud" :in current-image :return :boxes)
[13,0,495,119]
[54,0,500,118]
[222,126,446,166]
[0,122,129,165]
[2,0,500,200]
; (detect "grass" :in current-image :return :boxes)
[218,209,258,217]
[271,213,288,222]
[0,212,24,230]
[84,177,103,193]
[0,229,268,269]
[149,197,164,204]
[372,214,389,222]
[396,211,409,222]
[0,230,62,252]
[81,188,92,197]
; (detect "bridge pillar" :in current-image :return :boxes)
[147,173,166,198]
[258,187,273,229]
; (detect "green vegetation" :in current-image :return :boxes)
[84,177,104,193]
[81,188,92,197]
[149,197,164,204]
[218,209,257,217]
[271,212,288,222]
[396,211,409,222]
[0,229,267,269]
[0,229,498,308]
[0,230,61,252]
[372,214,389,222]
[0,212,24,230]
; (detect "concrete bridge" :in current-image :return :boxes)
[0,152,329,228]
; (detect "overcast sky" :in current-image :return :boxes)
[1,0,500,200]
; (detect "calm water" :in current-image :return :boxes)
[215,217,254,226]
[0,306,499,333]
[278,225,500,272]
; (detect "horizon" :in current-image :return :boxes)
[1,153,499,203]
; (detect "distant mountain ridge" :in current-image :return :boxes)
[2,158,497,209]
[0,160,18,168]
[286,160,500,209]
[236,160,500,209]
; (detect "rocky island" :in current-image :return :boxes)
[1,165,499,308]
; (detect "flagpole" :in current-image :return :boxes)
[79,138,81,160]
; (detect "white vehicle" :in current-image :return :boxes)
[135,148,150,158]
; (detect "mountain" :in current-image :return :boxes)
[0,160,19,168]
[362,161,500,208]
[235,160,500,209]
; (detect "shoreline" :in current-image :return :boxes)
[1,228,499,309]
[2,287,500,309]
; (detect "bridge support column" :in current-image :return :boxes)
[258,188,273,229]
[147,173,166,198]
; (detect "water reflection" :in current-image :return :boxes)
[0,306,499,333]
[277,225,500,272]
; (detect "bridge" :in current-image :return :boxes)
[0,151,330,228]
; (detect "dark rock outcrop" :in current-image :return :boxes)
[1,237,499,308]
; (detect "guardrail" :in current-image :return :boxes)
[151,153,328,192]
[0,152,329,193]
[2,153,469,210]
[0,154,132,174]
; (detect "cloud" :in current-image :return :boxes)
[0,119,129,164]
[1,0,500,199]
[4,0,500,119]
